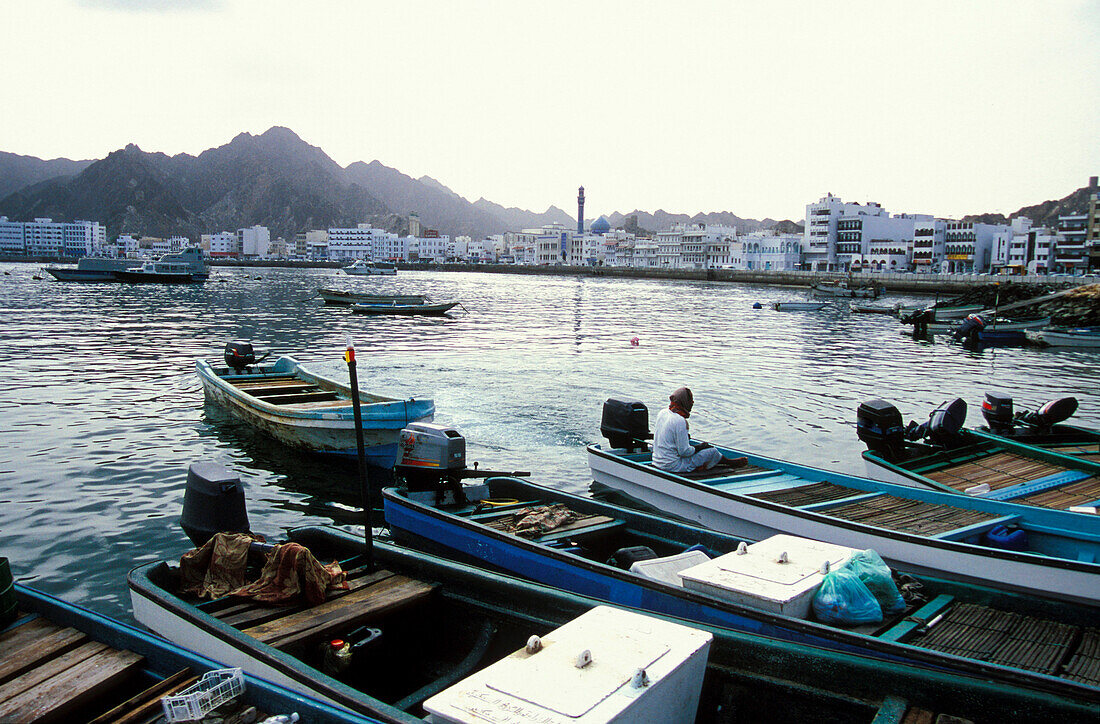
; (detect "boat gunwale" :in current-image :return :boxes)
[586,444,1100,572]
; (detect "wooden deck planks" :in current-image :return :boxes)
[825,496,997,536]
[86,669,197,724]
[1020,475,1100,510]
[0,642,143,722]
[241,573,437,651]
[749,481,859,507]
[0,621,89,685]
[924,452,1064,492]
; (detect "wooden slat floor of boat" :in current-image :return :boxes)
[910,603,1084,680]
[239,570,438,651]
[1018,474,1100,510]
[481,507,615,537]
[924,451,1064,492]
[246,382,320,395]
[748,481,859,507]
[1061,628,1100,686]
[285,399,352,410]
[86,668,198,724]
[261,391,340,405]
[0,616,144,723]
[231,376,301,389]
[1047,443,1100,459]
[823,495,998,537]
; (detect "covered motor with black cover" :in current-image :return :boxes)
[856,399,906,461]
[922,398,968,446]
[601,399,651,451]
[981,392,1015,433]
[952,314,986,342]
[224,341,269,372]
[180,461,250,547]
[1018,397,1079,431]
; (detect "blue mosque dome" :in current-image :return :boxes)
[590,216,611,235]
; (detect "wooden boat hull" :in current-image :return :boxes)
[129,526,1099,720]
[10,584,371,724]
[1033,329,1100,348]
[351,302,458,316]
[812,285,879,298]
[587,444,1100,605]
[926,317,1051,334]
[197,356,433,465]
[383,479,1100,703]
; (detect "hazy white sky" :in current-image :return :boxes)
[4,1,1098,222]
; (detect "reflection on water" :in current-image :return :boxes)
[1,262,1097,620]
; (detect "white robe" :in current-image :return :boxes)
[651,407,722,473]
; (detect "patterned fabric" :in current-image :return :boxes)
[178,532,347,605]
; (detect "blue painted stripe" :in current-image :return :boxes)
[982,470,1092,501]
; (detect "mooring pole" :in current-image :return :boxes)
[345,338,374,570]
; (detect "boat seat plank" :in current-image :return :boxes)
[0,642,143,722]
[878,595,956,643]
[716,473,806,494]
[86,668,198,724]
[482,510,616,538]
[242,574,438,650]
[537,519,624,543]
[262,391,340,405]
[0,622,89,685]
[216,567,398,629]
[285,399,352,410]
[228,376,300,387]
[677,462,772,480]
[245,383,320,395]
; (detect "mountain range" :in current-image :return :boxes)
[0,126,1091,242]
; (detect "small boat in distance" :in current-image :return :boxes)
[113,248,209,283]
[351,301,460,316]
[342,260,397,275]
[43,255,143,281]
[811,281,881,299]
[6,576,369,724]
[924,315,1051,334]
[318,288,428,305]
[773,301,828,311]
[196,341,433,466]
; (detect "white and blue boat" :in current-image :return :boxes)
[585,400,1100,606]
[43,255,143,281]
[4,579,374,723]
[114,248,209,283]
[342,260,397,276]
[196,343,433,467]
[381,475,1100,703]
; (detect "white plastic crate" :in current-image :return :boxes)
[161,667,246,722]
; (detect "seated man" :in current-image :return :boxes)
[651,387,744,473]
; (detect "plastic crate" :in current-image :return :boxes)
[161,668,245,722]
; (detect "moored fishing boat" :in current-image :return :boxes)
[772,301,828,311]
[924,315,1051,335]
[897,303,985,321]
[857,394,1100,513]
[1030,326,1100,348]
[128,524,1099,722]
[350,301,459,317]
[3,573,371,723]
[811,281,881,299]
[382,473,1100,705]
[196,342,433,466]
[342,260,397,276]
[587,399,1100,605]
[318,288,428,306]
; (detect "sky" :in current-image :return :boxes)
[3,1,1098,222]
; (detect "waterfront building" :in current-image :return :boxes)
[1055,212,1089,273]
[733,232,802,271]
[327,224,397,261]
[304,229,328,259]
[415,233,450,263]
[0,216,23,254]
[911,219,946,272]
[803,194,891,271]
[656,223,737,269]
[237,225,271,258]
[631,239,659,268]
[656,229,682,268]
[945,220,1008,273]
[203,231,239,258]
[116,234,139,256]
[1088,189,1100,271]
[836,212,918,272]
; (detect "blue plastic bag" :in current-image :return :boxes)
[812,567,883,626]
[845,549,907,616]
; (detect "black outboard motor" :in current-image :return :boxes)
[908,398,968,448]
[180,462,250,547]
[856,399,906,462]
[981,392,1015,434]
[224,341,269,373]
[600,399,651,452]
[1018,397,1078,432]
[952,314,985,342]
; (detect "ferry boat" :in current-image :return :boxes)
[43,255,143,281]
[113,248,209,283]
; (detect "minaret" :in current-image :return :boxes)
[577,186,585,234]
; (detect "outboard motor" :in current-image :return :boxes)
[1018,397,1078,432]
[857,399,907,462]
[952,314,985,342]
[913,398,968,447]
[395,423,529,506]
[224,341,269,373]
[180,462,250,547]
[981,392,1015,434]
[600,399,651,452]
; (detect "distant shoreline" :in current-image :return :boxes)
[8,255,1092,294]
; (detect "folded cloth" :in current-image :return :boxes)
[179,532,263,600]
[233,542,347,606]
[178,532,347,605]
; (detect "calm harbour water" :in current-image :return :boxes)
[2,262,1098,622]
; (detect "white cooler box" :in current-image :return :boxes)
[678,534,857,618]
[423,605,713,724]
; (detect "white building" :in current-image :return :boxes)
[237,225,271,258]
[943,220,1007,273]
[912,219,946,272]
[631,239,659,268]
[804,195,892,271]
[203,231,239,257]
[2,217,106,256]
[0,217,24,254]
[327,225,397,261]
[656,224,738,269]
[116,234,140,256]
[305,229,329,259]
[733,232,803,271]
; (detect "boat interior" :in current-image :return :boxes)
[899,441,1100,511]
[209,359,392,409]
[0,600,265,724]
[146,527,1054,723]
[396,479,1100,688]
